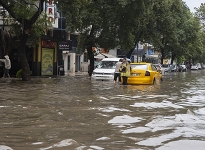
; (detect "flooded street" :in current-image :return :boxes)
[0,70,205,150]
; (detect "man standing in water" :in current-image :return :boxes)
[114,58,122,83]
[119,58,130,85]
[0,55,11,78]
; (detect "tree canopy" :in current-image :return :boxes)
[0,0,204,80]
[0,0,46,81]
[57,0,204,66]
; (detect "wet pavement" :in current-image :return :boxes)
[0,70,205,150]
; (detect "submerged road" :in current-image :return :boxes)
[0,70,205,150]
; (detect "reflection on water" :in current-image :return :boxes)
[0,70,205,149]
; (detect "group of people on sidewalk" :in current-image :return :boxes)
[114,57,130,85]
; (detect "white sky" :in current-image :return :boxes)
[183,0,205,12]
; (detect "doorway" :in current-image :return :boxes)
[75,55,81,72]
[67,55,70,71]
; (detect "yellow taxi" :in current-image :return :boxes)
[128,62,163,85]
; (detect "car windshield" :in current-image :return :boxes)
[97,61,118,69]
[131,64,148,70]
[94,61,102,68]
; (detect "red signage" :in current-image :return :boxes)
[41,40,55,48]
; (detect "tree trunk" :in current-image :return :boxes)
[18,33,31,81]
[171,53,176,64]
[127,42,137,59]
[160,48,165,64]
[86,26,96,76]
[127,47,135,59]
[87,44,94,76]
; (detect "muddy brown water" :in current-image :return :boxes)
[0,70,205,150]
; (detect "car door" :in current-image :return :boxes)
[151,64,161,80]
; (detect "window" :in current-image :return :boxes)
[97,61,117,69]
[152,65,157,71]
[131,64,148,70]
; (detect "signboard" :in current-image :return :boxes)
[41,40,55,48]
[41,48,54,75]
[163,59,171,64]
[148,48,154,55]
[58,40,72,50]
[46,0,58,28]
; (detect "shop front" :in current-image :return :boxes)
[32,36,58,76]
[58,40,74,74]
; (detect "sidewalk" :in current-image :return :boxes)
[65,71,89,76]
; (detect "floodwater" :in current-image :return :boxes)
[0,70,205,150]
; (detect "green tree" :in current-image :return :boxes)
[114,0,152,59]
[58,0,151,76]
[195,3,205,31]
[146,0,185,64]
[0,0,46,81]
[194,3,205,63]
[169,2,203,64]
[143,0,203,65]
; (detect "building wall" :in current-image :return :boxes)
[62,52,76,73]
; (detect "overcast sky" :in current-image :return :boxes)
[183,0,204,12]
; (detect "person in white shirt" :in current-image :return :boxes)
[114,59,122,83]
[0,55,11,78]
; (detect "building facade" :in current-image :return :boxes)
[0,1,87,77]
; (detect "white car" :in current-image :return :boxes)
[191,64,198,70]
[91,58,128,81]
[161,64,172,72]
[179,65,187,72]
[196,63,202,70]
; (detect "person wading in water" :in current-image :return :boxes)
[0,55,11,78]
